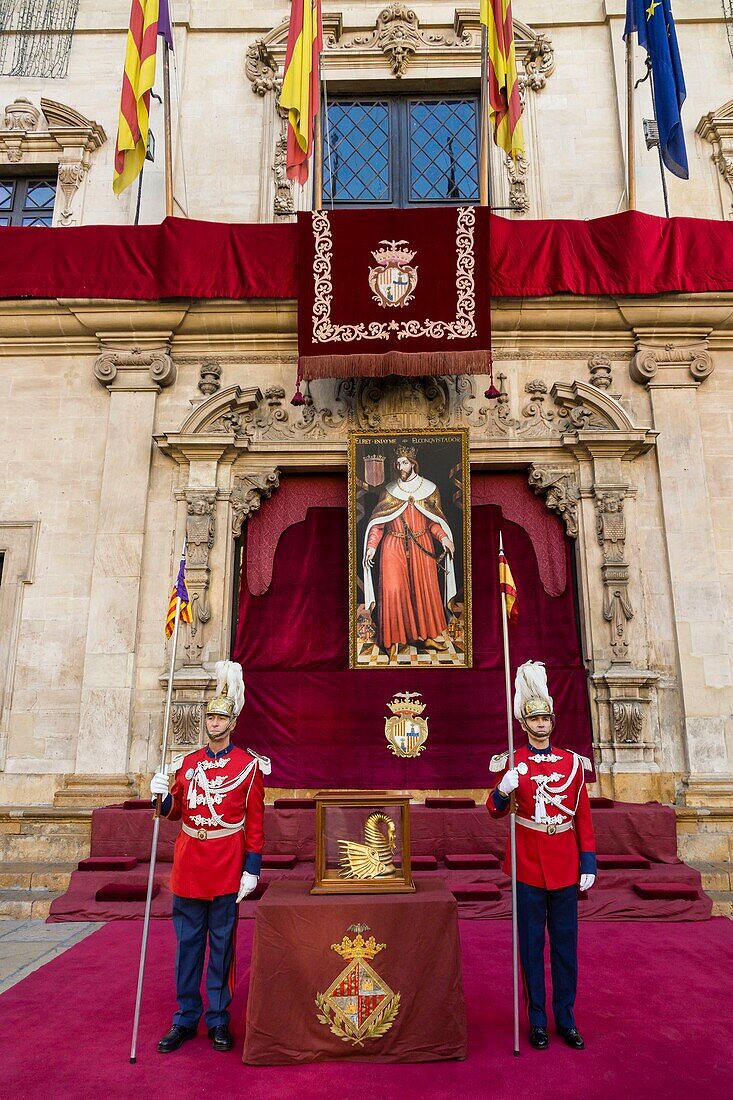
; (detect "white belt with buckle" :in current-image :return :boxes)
[516,816,573,836]
[182,823,244,841]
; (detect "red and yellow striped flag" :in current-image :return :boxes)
[165,557,193,638]
[280,0,323,185]
[113,0,160,195]
[499,548,518,623]
[480,0,524,160]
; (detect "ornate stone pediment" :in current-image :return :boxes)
[696,99,733,215]
[0,96,106,225]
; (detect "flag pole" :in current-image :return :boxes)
[313,54,323,211]
[162,38,174,217]
[499,530,520,1057]
[479,23,490,207]
[626,33,636,210]
[129,537,187,1063]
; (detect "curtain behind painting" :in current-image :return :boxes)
[232,472,592,788]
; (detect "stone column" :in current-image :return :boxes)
[629,337,733,804]
[55,347,176,807]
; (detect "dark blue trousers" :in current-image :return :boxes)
[171,893,238,1029]
[516,882,578,1030]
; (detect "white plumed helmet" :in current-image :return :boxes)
[207,660,245,720]
[513,660,554,724]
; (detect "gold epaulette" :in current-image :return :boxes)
[489,751,509,773]
[572,752,593,773]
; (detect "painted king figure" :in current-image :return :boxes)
[363,446,456,659]
[487,661,596,1050]
[150,660,270,1054]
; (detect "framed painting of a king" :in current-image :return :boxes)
[349,429,471,669]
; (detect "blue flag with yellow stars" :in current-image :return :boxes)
[625,0,688,179]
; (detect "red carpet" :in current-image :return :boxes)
[0,918,730,1099]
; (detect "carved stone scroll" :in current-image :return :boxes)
[170,701,205,748]
[527,466,579,538]
[94,347,176,390]
[630,341,714,386]
[612,701,643,744]
[231,469,280,537]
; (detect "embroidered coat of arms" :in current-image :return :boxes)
[368,239,418,308]
[315,926,400,1046]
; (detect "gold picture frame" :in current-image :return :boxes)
[348,428,472,669]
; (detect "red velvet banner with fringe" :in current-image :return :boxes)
[297,206,491,379]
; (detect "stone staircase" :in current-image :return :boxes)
[0,807,92,919]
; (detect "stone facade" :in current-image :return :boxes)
[0,3,733,811]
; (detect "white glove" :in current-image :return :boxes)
[579,873,596,892]
[150,771,170,797]
[236,871,258,902]
[498,768,520,796]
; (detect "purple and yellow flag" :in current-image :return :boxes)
[165,557,193,638]
[480,0,524,160]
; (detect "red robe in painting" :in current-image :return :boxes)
[364,475,456,648]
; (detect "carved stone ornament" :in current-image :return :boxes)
[505,151,530,215]
[588,353,613,390]
[183,491,216,660]
[3,97,40,131]
[171,701,205,747]
[328,4,471,77]
[245,38,281,97]
[612,701,643,745]
[518,379,555,437]
[594,488,634,659]
[94,347,176,390]
[273,108,295,217]
[231,469,280,537]
[630,341,714,386]
[57,161,87,225]
[696,100,733,215]
[527,466,579,538]
[198,358,222,397]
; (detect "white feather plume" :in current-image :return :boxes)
[214,659,245,717]
[513,660,553,722]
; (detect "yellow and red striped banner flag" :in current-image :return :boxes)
[480,0,524,160]
[165,557,193,638]
[113,0,160,195]
[499,548,519,623]
[280,0,323,185]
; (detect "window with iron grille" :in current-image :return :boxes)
[0,176,57,226]
[0,0,79,78]
[323,96,480,207]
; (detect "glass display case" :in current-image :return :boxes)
[312,791,414,894]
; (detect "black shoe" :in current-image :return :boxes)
[157,1024,197,1053]
[208,1024,234,1052]
[557,1025,585,1049]
[529,1026,549,1050]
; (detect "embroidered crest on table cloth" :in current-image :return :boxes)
[315,925,400,1046]
[311,207,477,345]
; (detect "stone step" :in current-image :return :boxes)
[0,888,63,921]
[708,891,733,919]
[688,861,733,892]
[0,862,77,892]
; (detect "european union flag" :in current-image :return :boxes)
[625,0,688,179]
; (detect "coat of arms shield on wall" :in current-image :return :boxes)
[349,428,471,669]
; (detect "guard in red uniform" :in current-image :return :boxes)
[150,661,269,1054]
[487,661,596,1051]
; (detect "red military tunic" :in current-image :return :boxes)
[487,744,596,890]
[165,744,265,900]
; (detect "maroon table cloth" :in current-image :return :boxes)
[242,879,467,1064]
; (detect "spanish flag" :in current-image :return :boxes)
[480,0,524,160]
[280,0,323,185]
[165,557,193,638]
[113,0,161,195]
[499,548,518,623]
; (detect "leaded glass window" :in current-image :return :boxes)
[0,0,79,79]
[323,96,480,208]
[0,177,57,226]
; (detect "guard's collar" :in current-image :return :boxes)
[527,742,553,755]
[205,742,233,759]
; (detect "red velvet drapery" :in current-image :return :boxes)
[3,211,733,301]
[232,473,592,789]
